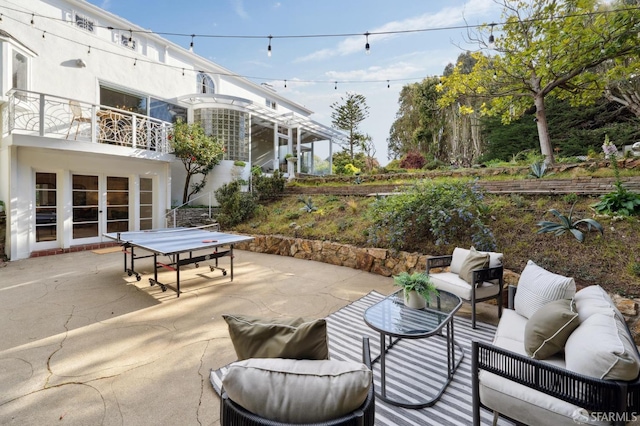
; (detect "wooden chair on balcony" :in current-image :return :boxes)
[66,101,92,140]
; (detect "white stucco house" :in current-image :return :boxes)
[0,0,342,261]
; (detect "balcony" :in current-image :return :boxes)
[4,89,173,154]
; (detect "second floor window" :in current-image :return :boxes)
[197,72,215,94]
[75,15,94,32]
[12,51,27,90]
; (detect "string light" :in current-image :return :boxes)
[267,35,272,57]
[133,58,137,66]
[488,23,496,47]
[334,81,337,90]
[189,34,194,52]
[0,13,3,22]
[284,79,287,88]
[30,13,34,26]
[365,32,370,55]
[87,45,91,54]
[42,31,45,38]
[387,80,390,88]
[128,29,133,44]
[182,68,185,76]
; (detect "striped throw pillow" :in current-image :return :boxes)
[514,260,576,319]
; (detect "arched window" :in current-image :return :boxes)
[197,72,215,94]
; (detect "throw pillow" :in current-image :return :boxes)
[524,298,579,359]
[574,285,625,323]
[458,247,490,286]
[223,314,329,361]
[565,312,640,381]
[222,358,371,423]
[514,260,576,319]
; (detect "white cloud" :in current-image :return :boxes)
[273,2,282,8]
[231,0,249,19]
[100,0,112,10]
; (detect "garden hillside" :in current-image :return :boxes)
[226,164,640,298]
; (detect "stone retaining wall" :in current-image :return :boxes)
[235,234,640,344]
[165,208,219,228]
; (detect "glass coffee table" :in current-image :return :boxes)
[363,289,463,408]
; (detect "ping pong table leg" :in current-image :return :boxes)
[230,246,234,281]
[176,253,181,297]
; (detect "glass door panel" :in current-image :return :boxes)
[106,176,129,233]
[140,177,153,230]
[35,172,57,242]
[72,174,99,239]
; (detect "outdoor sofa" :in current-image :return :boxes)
[471,260,640,426]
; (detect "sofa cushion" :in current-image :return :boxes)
[514,260,576,319]
[429,272,500,301]
[458,247,490,285]
[565,311,640,381]
[222,358,371,423]
[524,298,579,360]
[574,285,624,323]
[450,247,503,275]
[223,314,329,361]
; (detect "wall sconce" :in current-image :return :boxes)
[76,59,87,68]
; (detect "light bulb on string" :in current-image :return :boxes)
[133,58,137,66]
[334,81,337,90]
[1,14,4,22]
[190,35,195,52]
[182,68,185,76]
[365,32,370,55]
[128,29,133,44]
[267,35,272,57]
[387,80,390,88]
[284,80,287,88]
[87,46,91,54]
[30,14,35,26]
[42,31,46,39]
[488,23,496,48]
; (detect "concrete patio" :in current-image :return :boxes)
[0,247,499,425]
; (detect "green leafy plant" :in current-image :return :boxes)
[563,193,579,204]
[591,136,640,216]
[528,161,552,179]
[298,196,317,213]
[537,203,604,243]
[393,272,438,301]
[253,170,285,201]
[233,160,246,167]
[214,181,257,228]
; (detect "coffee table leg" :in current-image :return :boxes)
[380,333,387,399]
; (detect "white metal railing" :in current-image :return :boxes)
[5,89,173,154]
[166,191,218,228]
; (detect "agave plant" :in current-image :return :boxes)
[536,203,603,242]
[528,161,553,179]
[298,196,317,213]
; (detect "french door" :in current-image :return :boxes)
[72,174,130,243]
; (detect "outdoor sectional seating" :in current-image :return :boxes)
[471,261,640,426]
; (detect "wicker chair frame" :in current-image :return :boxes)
[427,254,504,329]
[220,337,375,426]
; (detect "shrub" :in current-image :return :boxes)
[536,203,604,243]
[366,180,496,252]
[215,181,257,228]
[253,170,286,201]
[399,151,426,170]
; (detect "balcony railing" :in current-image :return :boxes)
[4,89,173,154]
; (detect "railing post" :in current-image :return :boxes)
[91,104,98,144]
[39,94,45,136]
[131,115,137,148]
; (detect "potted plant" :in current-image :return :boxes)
[393,272,438,309]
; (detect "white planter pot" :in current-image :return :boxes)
[404,289,426,309]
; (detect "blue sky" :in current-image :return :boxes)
[88,0,503,165]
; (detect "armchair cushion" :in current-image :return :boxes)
[429,272,501,301]
[565,311,640,381]
[223,314,329,361]
[222,358,372,423]
[524,298,579,359]
[450,247,503,275]
[514,260,576,319]
[458,247,490,286]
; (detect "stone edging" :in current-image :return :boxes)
[235,234,640,344]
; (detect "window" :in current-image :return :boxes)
[121,34,137,50]
[100,86,146,115]
[195,108,249,161]
[149,98,187,123]
[265,99,277,110]
[12,51,27,90]
[197,72,215,94]
[75,14,94,32]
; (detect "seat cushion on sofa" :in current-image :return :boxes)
[524,298,579,360]
[429,272,500,301]
[450,247,503,275]
[222,358,371,423]
[458,247,490,285]
[223,314,329,361]
[479,370,609,426]
[565,311,640,381]
[514,260,576,319]
[574,285,625,323]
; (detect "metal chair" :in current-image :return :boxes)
[65,101,92,140]
[220,337,375,426]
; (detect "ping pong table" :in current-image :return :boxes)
[104,226,254,297]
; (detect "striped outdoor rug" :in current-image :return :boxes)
[211,290,514,426]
